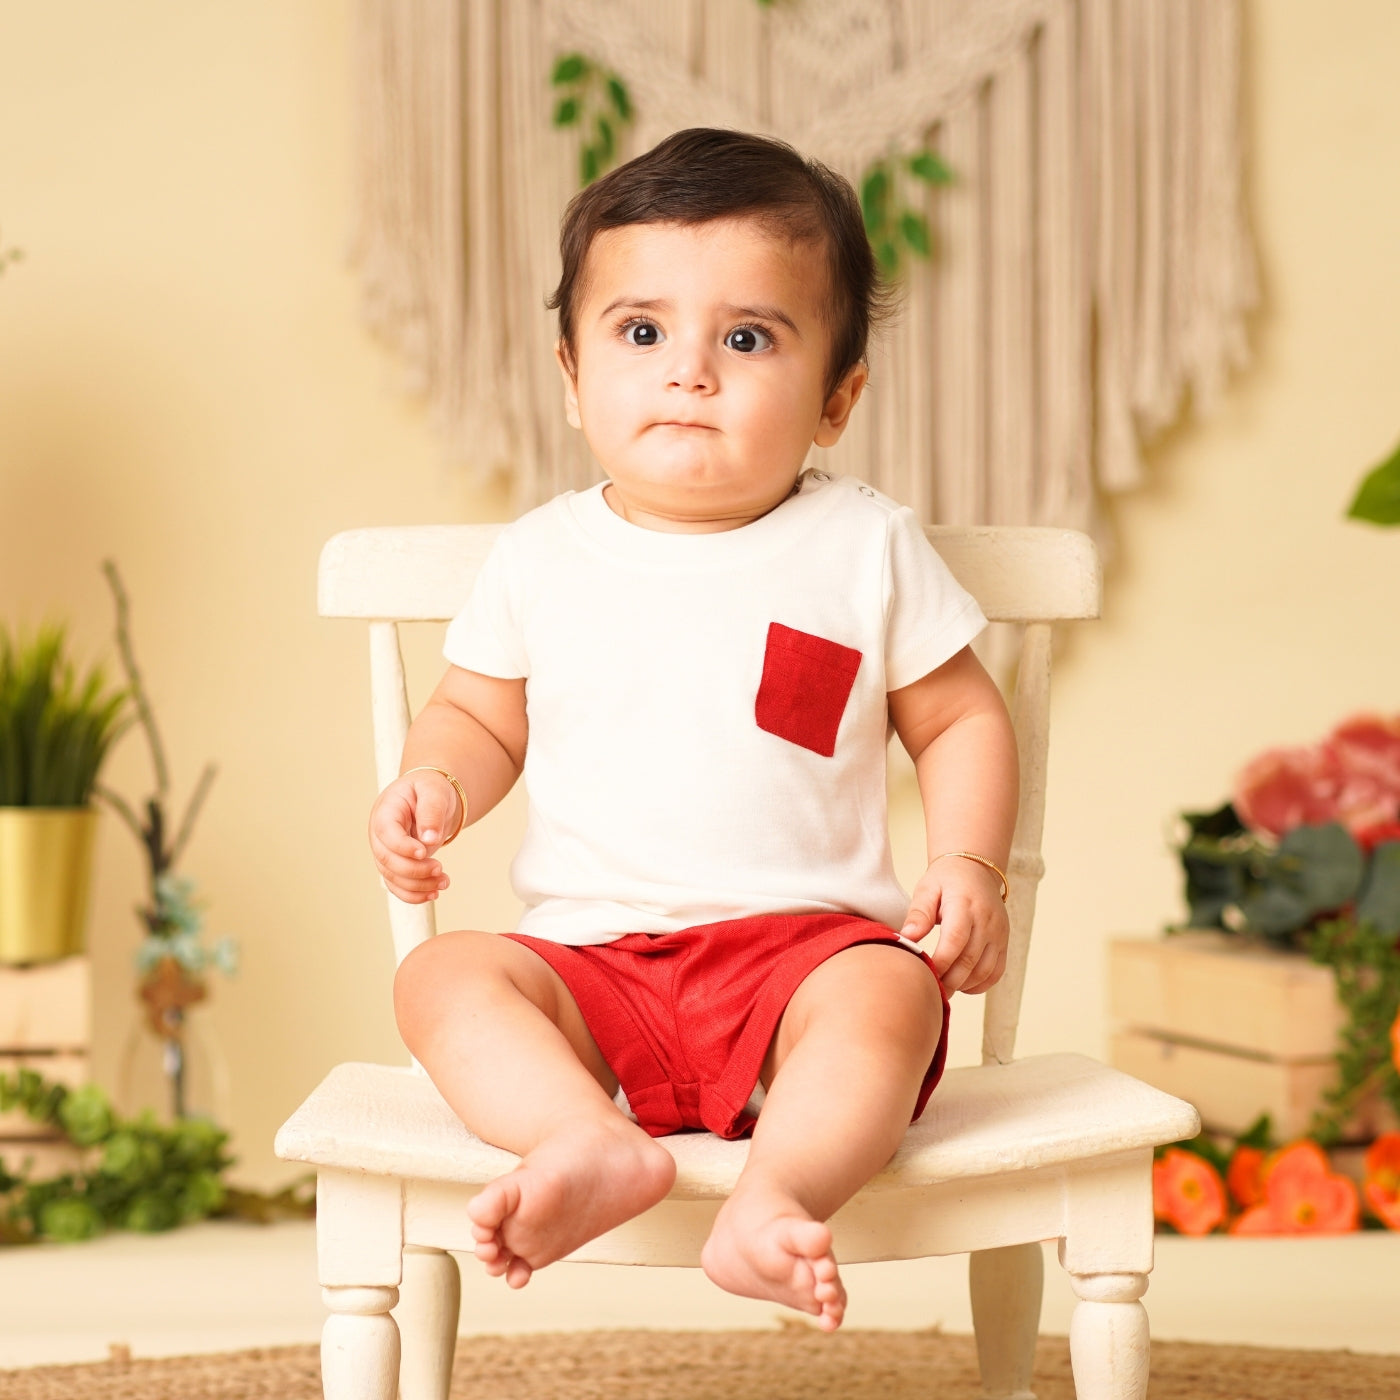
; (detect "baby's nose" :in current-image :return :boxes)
[665,337,718,391]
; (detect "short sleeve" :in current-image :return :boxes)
[442,531,529,678]
[883,507,988,690]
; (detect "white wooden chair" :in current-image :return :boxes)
[275,522,1199,1400]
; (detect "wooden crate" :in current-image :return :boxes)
[0,957,90,1050]
[0,958,91,1172]
[1108,932,1396,1141]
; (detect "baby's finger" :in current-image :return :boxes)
[938,927,986,992]
[899,889,941,941]
[380,867,448,898]
[378,856,448,890]
[372,796,431,860]
[370,835,445,885]
[412,781,458,849]
[959,942,1003,996]
[928,907,972,978]
[383,880,437,905]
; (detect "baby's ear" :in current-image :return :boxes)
[554,340,582,429]
[814,363,869,448]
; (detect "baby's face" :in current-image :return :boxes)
[556,217,866,532]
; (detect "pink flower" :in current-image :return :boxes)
[1233,713,1400,839]
[1330,714,1400,791]
[1232,745,1345,837]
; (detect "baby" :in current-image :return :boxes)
[371,128,1019,1333]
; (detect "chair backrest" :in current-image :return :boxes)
[320,522,1101,1066]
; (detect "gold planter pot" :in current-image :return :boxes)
[0,807,99,964]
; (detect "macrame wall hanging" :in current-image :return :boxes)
[349,0,1256,551]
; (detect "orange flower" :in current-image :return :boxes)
[1363,1132,1400,1230]
[1230,1140,1360,1235]
[1153,1148,1227,1235]
[1391,1007,1400,1077]
[1226,1145,1266,1208]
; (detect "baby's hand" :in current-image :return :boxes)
[367,772,461,904]
[899,856,1009,995]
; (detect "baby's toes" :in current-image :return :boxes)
[779,1216,831,1260]
[468,1175,519,1232]
[474,1230,512,1272]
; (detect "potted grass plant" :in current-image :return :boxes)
[0,626,129,963]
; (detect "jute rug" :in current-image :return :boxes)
[5,1328,1399,1400]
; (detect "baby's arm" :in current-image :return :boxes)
[368,666,528,903]
[887,646,1019,994]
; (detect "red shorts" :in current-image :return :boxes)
[501,911,950,1140]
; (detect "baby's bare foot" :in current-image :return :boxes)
[467,1113,675,1288]
[700,1183,847,1331]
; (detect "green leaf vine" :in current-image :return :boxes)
[551,53,635,187]
[0,1068,314,1244]
[860,148,953,280]
[1305,917,1400,1145]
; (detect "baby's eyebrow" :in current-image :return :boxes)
[598,297,801,337]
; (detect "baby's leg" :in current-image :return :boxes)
[394,930,675,1287]
[699,943,942,1331]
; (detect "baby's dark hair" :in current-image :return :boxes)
[546,127,897,400]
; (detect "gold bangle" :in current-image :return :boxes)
[931,851,1008,903]
[401,766,469,845]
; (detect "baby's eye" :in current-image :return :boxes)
[725,325,773,354]
[621,319,662,347]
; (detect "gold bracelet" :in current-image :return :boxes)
[401,766,469,845]
[931,851,1008,903]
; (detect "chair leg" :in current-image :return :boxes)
[396,1245,461,1400]
[969,1241,1043,1400]
[322,1285,401,1400]
[1066,1273,1149,1400]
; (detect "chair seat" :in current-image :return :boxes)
[275,1052,1198,1201]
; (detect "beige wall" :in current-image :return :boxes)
[2,1,1397,1189]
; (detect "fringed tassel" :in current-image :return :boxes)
[349,0,1255,551]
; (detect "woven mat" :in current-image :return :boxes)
[5,1329,1400,1400]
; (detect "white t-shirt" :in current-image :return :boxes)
[442,470,987,944]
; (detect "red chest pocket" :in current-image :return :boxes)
[754,623,862,758]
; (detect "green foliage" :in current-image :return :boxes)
[58,1083,115,1146]
[0,624,129,806]
[1175,810,1400,1149]
[1235,1112,1275,1151]
[1175,809,1400,941]
[550,53,634,187]
[1359,842,1400,934]
[0,1069,236,1245]
[135,872,239,978]
[0,1068,312,1245]
[859,147,952,280]
[1346,438,1400,526]
[1305,917,1400,1145]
